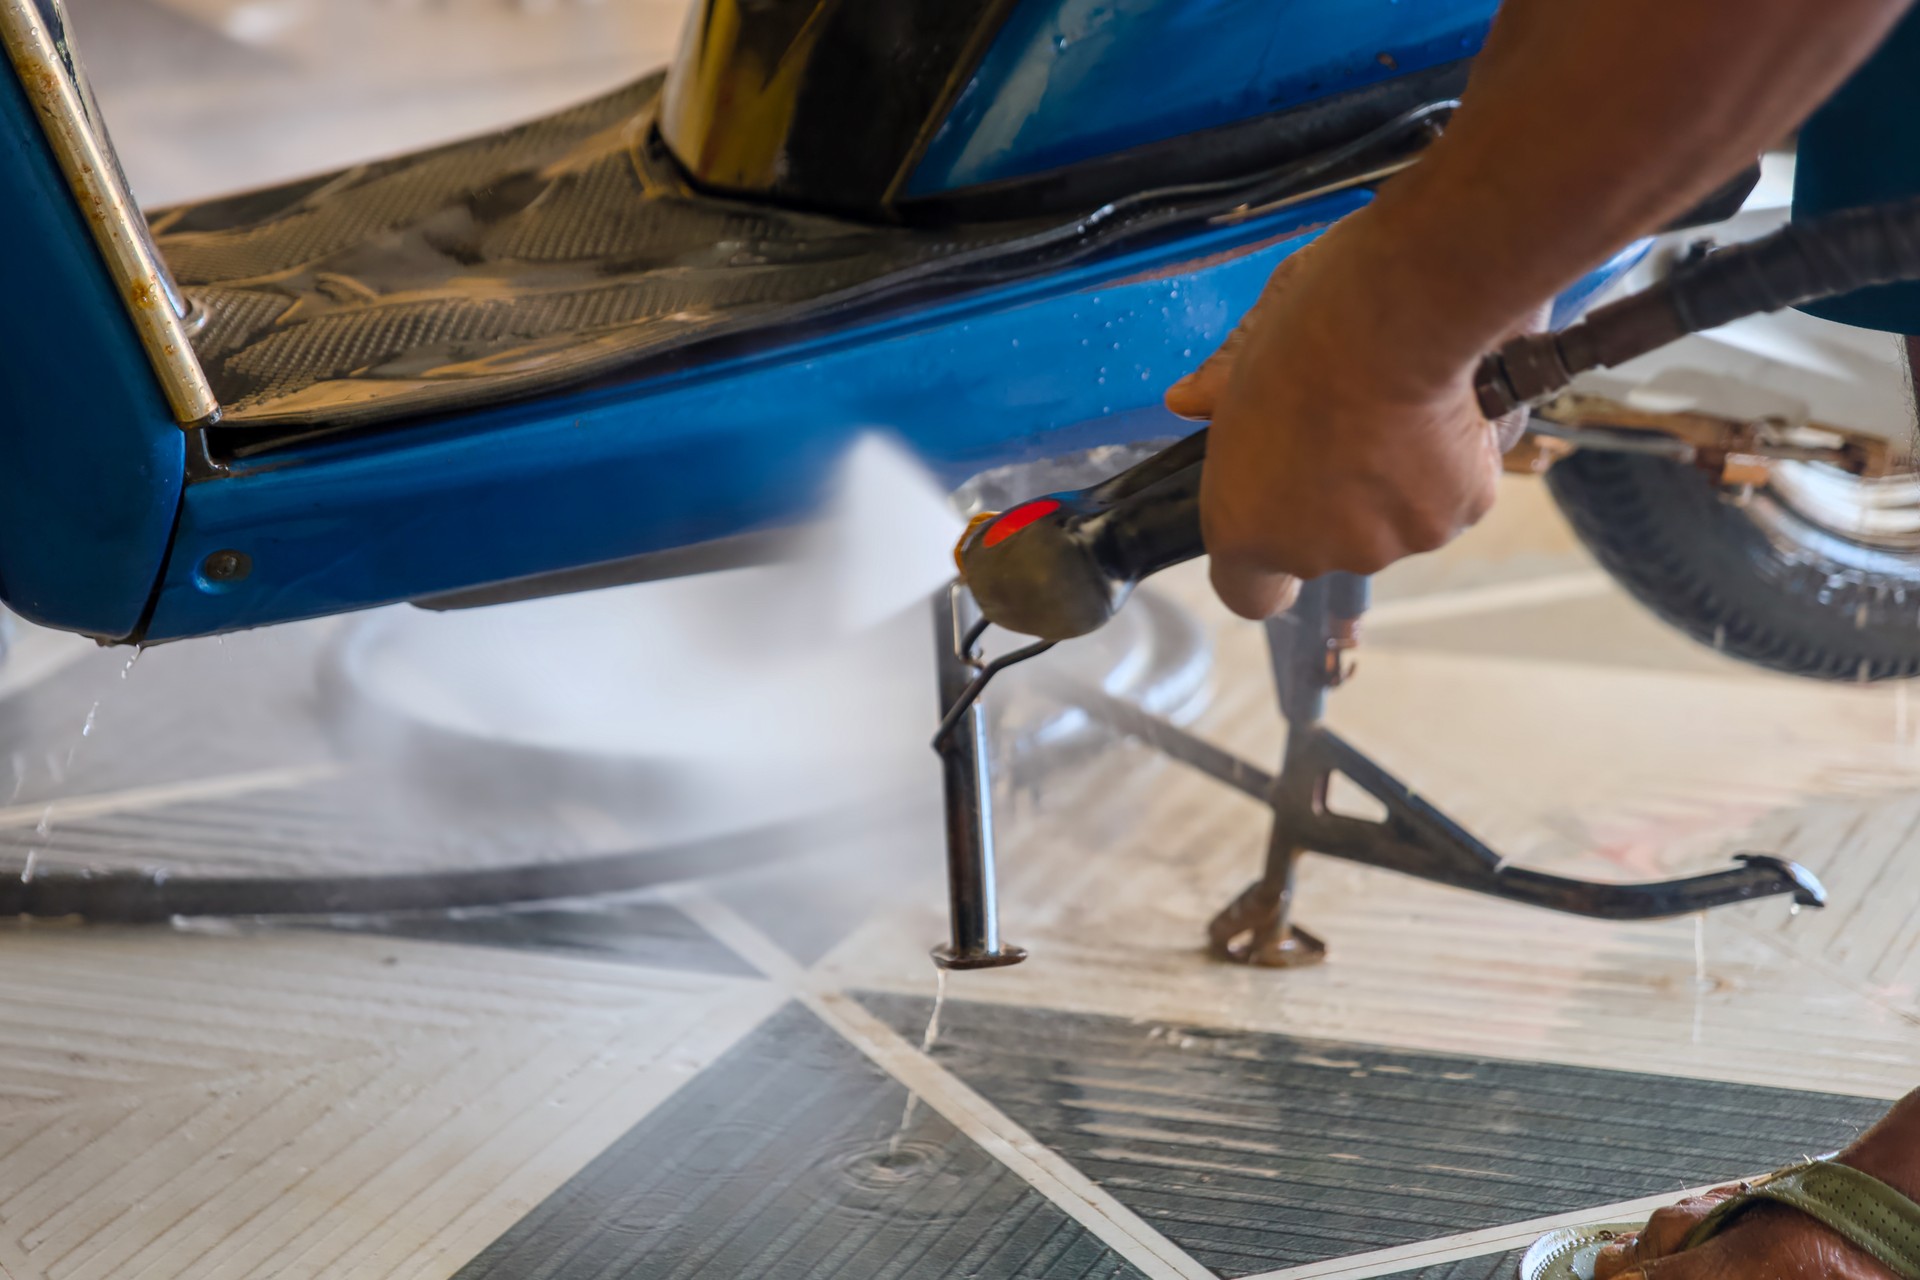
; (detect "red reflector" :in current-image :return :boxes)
[982,498,1061,548]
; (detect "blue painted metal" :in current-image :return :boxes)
[143,187,1647,642]
[1549,240,1654,332]
[1793,3,1920,333]
[147,194,1367,640]
[907,0,1496,196]
[0,57,183,639]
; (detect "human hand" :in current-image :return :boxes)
[1166,214,1534,619]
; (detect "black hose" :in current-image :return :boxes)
[1477,194,1920,417]
[1669,194,1920,331]
[0,818,808,924]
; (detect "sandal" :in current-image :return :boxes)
[1520,1157,1920,1280]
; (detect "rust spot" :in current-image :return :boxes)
[1376,51,1398,70]
[128,280,156,308]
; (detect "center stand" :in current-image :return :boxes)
[933,574,1827,970]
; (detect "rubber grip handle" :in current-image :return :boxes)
[957,432,1208,640]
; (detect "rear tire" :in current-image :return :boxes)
[1545,450,1920,680]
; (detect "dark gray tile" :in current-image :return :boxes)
[457,1002,1149,1280]
[321,901,760,977]
[1380,1249,1525,1280]
[857,994,1885,1278]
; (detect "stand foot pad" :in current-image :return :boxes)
[1207,884,1327,968]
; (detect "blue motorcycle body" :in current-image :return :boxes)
[0,0,1644,643]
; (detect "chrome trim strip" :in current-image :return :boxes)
[0,0,217,424]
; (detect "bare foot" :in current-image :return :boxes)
[1591,1090,1920,1280]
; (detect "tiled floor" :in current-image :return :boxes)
[4,3,1918,1278]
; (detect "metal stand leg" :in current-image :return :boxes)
[1023,574,1826,968]
[931,584,1027,970]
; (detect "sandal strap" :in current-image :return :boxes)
[1684,1158,1920,1280]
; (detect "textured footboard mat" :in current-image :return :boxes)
[148,74,1053,430]
[857,993,1885,1278]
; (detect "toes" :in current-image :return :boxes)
[1594,1233,1642,1280]
[1610,1247,1726,1280]
[1593,1188,1745,1279]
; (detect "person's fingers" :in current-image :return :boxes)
[1165,323,1246,420]
[1165,241,1321,420]
[1207,557,1301,620]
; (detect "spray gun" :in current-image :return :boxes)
[931,195,1920,969]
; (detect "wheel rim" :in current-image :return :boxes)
[1767,461,1920,550]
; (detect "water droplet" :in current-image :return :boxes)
[121,648,142,678]
[1052,32,1067,51]
[1693,914,1708,989]
[1181,348,1192,358]
[20,850,36,884]
[80,701,99,737]
[1789,901,1802,918]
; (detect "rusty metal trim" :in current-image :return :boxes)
[1,0,217,425]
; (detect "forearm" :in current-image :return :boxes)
[1342,0,1913,386]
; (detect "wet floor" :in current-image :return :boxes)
[5,3,1919,1278]
[3,481,1914,1280]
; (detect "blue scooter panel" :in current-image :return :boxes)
[145,193,1371,641]
[0,45,183,641]
[908,0,1497,195]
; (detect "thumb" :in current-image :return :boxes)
[1164,326,1246,420]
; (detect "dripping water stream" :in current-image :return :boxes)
[886,968,948,1162]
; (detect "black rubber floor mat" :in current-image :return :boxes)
[455,1001,1149,1279]
[150,74,1051,430]
[858,994,1886,1278]
[149,75,1445,434]
[1380,1249,1528,1280]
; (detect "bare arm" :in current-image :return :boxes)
[1175,0,1915,617]
[1367,0,1910,381]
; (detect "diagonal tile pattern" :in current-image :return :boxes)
[319,902,760,978]
[6,7,1918,1279]
[858,994,1885,1278]
[1378,1253,1527,1280]
[0,927,780,1280]
[456,1002,1149,1280]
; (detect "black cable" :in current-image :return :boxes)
[0,821,801,924]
